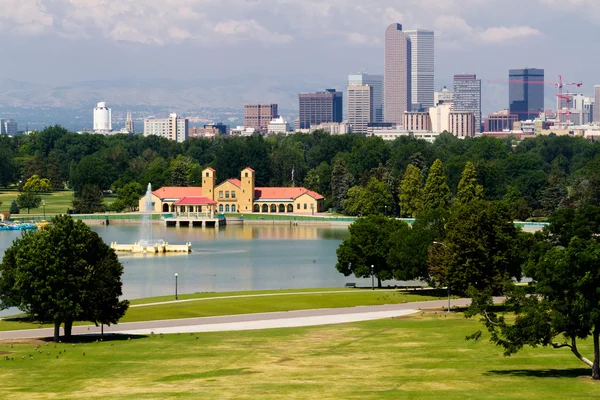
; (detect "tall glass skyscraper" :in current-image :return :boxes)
[509,68,544,121]
[453,74,482,133]
[405,29,434,110]
[348,73,383,123]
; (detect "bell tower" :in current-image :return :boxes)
[202,167,216,201]
[240,167,255,212]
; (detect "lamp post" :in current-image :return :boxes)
[433,241,451,313]
[42,200,46,218]
[174,273,179,300]
[384,205,387,217]
[371,264,374,291]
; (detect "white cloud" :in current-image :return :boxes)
[214,20,292,44]
[479,26,542,43]
[0,0,53,35]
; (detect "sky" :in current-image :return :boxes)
[0,0,599,107]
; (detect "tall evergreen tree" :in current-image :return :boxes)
[422,159,451,212]
[330,158,354,211]
[456,161,484,204]
[398,164,424,217]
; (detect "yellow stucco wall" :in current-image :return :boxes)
[214,181,241,213]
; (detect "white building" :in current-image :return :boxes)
[93,102,112,132]
[405,29,435,110]
[231,126,256,136]
[367,124,439,143]
[429,103,453,133]
[143,113,188,142]
[347,85,373,134]
[348,72,383,123]
[309,122,352,135]
[434,86,454,106]
[0,119,18,135]
[267,117,290,134]
[571,94,595,125]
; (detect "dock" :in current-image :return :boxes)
[163,212,226,228]
[110,241,192,253]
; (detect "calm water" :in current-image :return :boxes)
[0,224,362,303]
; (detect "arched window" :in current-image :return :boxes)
[262,204,268,213]
[254,204,260,212]
[232,205,237,213]
[270,204,277,213]
[219,204,224,212]
[278,204,285,213]
[287,204,293,213]
[225,205,230,213]
[162,203,169,212]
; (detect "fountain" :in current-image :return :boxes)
[110,183,191,254]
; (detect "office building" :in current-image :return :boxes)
[594,86,600,123]
[403,112,431,131]
[509,68,545,121]
[348,72,383,122]
[450,111,476,138]
[298,89,343,129]
[347,85,373,134]
[434,86,454,106]
[244,104,278,132]
[453,74,482,132]
[405,29,434,110]
[0,119,17,135]
[93,102,112,132]
[485,110,519,132]
[429,104,453,133]
[384,23,411,125]
[144,113,188,142]
[267,117,290,134]
[571,94,594,125]
[310,122,352,135]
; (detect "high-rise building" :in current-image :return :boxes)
[93,102,112,132]
[571,94,595,125]
[244,104,278,132]
[405,29,434,110]
[403,112,431,131]
[144,113,188,142]
[509,68,545,121]
[348,72,383,123]
[0,119,17,135]
[485,110,519,132]
[449,111,476,138]
[347,85,373,134]
[384,23,411,125]
[125,111,135,134]
[594,86,600,123]
[298,89,343,129]
[453,74,482,133]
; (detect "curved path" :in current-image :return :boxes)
[0,297,495,340]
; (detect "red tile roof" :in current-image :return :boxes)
[153,187,203,199]
[173,196,217,206]
[227,179,242,188]
[254,187,324,200]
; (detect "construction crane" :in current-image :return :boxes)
[489,75,583,125]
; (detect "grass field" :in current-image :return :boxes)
[0,188,75,215]
[0,288,447,332]
[0,313,598,399]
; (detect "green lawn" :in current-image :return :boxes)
[0,188,74,216]
[0,313,598,399]
[0,288,447,332]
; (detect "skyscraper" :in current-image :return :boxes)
[348,73,383,122]
[384,23,411,125]
[298,89,343,129]
[347,85,372,134]
[594,85,600,124]
[244,104,278,132]
[93,102,112,132]
[405,29,434,110]
[144,113,188,142]
[453,74,482,133]
[509,68,545,121]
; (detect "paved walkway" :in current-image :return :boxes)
[0,298,487,340]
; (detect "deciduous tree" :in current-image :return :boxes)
[16,191,41,214]
[73,184,104,214]
[342,178,394,217]
[22,174,52,193]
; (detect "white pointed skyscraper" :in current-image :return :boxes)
[125,111,135,134]
[404,29,434,111]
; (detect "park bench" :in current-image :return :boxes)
[345,283,357,288]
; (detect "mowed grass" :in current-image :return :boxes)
[0,313,598,399]
[0,188,74,215]
[0,289,446,331]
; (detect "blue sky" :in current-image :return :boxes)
[0,0,598,109]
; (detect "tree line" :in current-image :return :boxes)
[1,126,600,215]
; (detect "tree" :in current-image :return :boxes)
[330,158,354,211]
[398,164,423,217]
[70,155,116,194]
[303,169,321,193]
[342,178,394,217]
[422,159,451,212]
[16,191,41,214]
[428,200,525,296]
[336,215,404,287]
[456,162,484,204]
[22,174,52,193]
[502,186,531,221]
[116,181,145,211]
[73,185,104,214]
[469,237,600,379]
[9,200,18,215]
[0,215,129,341]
